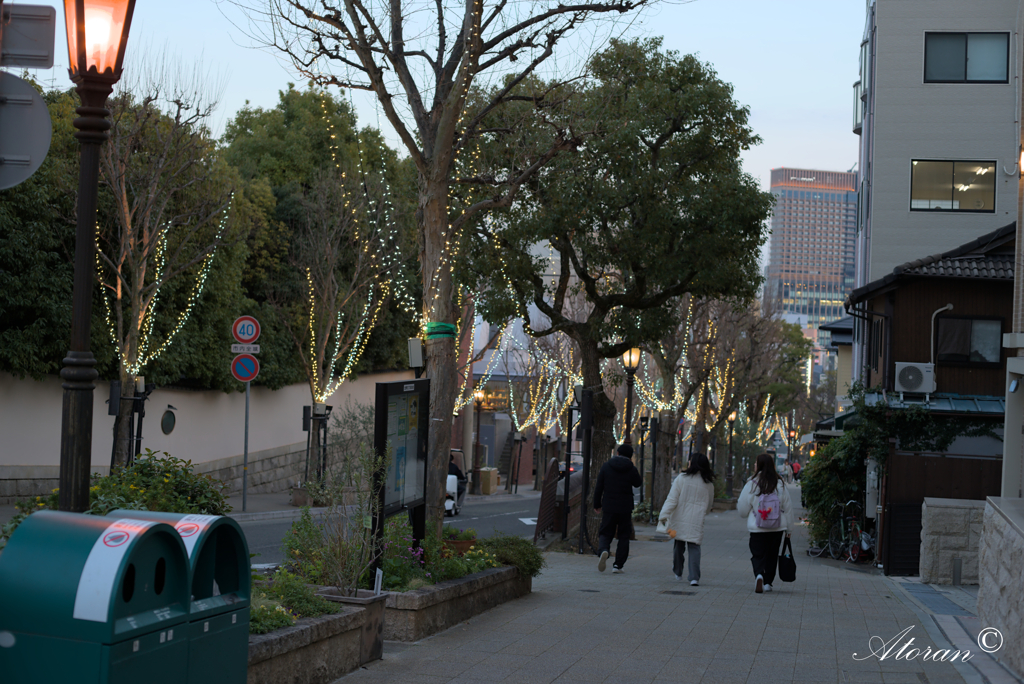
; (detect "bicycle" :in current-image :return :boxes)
[827,500,864,562]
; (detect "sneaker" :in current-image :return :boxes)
[598,551,609,572]
[612,565,624,574]
[764,584,773,593]
[755,575,764,594]
[690,580,699,586]
[674,574,682,581]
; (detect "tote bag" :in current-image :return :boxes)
[778,536,797,583]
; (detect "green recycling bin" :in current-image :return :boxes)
[108,511,250,684]
[0,510,190,684]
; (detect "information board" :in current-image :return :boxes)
[374,379,429,517]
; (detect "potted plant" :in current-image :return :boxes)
[441,526,477,556]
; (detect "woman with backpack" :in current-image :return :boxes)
[737,452,794,593]
[657,452,716,585]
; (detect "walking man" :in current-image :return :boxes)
[594,444,642,573]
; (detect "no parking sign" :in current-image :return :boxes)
[231,354,260,383]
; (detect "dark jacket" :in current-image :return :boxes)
[448,461,465,480]
[593,456,642,514]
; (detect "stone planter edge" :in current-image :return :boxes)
[385,565,517,611]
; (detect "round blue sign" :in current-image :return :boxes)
[231,354,260,383]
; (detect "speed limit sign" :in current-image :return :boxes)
[232,316,260,344]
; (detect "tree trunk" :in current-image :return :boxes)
[652,406,676,511]
[420,176,457,535]
[112,367,135,466]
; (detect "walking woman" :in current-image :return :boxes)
[737,452,794,593]
[658,452,716,585]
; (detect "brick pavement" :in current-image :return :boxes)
[338,502,991,684]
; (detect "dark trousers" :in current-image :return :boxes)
[598,510,632,568]
[673,540,701,581]
[749,531,785,585]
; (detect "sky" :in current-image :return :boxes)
[19,0,866,188]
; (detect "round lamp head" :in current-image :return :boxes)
[729,411,737,422]
[621,347,642,371]
[474,388,485,403]
[789,429,796,439]
[64,0,137,83]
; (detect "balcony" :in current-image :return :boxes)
[852,80,863,134]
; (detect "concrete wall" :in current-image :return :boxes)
[0,369,413,502]
[868,0,1021,282]
[978,497,1024,677]
[919,497,986,584]
[0,370,413,469]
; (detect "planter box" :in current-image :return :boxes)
[290,486,309,507]
[442,538,476,555]
[384,566,531,642]
[315,588,388,663]
[247,606,365,684]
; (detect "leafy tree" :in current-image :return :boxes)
[0,89,80,379]
[463,39,774,494]
[235,0,655,528]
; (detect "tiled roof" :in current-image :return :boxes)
[848,221,1016,305]
[897,254,1014,280]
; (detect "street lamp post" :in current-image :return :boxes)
[621,348,641,445]
[58,0,137,512]
[726,411,737,498]
[788,428,796,475]
[472,388,485,495]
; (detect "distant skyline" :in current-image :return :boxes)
[18,0,866,188]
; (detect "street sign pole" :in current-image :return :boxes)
[243,380,250,512]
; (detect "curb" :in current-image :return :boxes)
[229,507,327,523]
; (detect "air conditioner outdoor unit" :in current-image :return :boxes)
[895,362,935,394]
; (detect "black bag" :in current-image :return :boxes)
[778,536,796,583]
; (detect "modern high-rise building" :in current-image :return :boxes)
[763,168,858,347]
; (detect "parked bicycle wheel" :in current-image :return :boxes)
[848,524,862,562]
[828,522,845,559]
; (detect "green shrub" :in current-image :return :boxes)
[249,595,296,634]
[282,507,328,583]
[631,501,657,522]
[1,450,230,548]
[440,525,476,540]
[263,568,338,617]
[800,435,862,543]
[379,517,427,591]
[477,532,546,578]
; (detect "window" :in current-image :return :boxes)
[911,160,995,212]
[936,317,1002,365]
[925,32,1009,83]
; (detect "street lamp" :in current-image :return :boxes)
[59,0,137,512]
[471,388,485,495]
[788,428,797,470]
[726,411,737,498]
[621,347,641,445]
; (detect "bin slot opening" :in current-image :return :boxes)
[122,564,136,603]
[155,557,166,595]
[192,526,247,602]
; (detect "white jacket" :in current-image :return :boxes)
[658,473,715,544]
[737,478,793,533]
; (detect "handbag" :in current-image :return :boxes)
[656,518,668,534]
[778,536,796,583]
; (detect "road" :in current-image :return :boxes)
[239,493,542,567]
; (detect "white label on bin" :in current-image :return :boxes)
[173,514,220,556]
[73,519,156,622]
[167,629,174,641]
[133,640,139,653]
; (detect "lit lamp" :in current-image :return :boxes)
[726,411,737,498]
[58,0,137,512]
[621,347,641,445]
[788,428,797,468]
[471,388,485,495]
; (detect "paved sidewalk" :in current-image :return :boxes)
[336,501,1010,684]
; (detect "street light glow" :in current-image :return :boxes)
[621,347,642,371]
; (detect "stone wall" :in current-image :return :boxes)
[384,566,532,642]
[248,607,365,684]
[0,442,307,505]
[919,497,986,584]
[978,497,1024,678]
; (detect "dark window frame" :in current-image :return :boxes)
[924,32,1010,84]
[933,315,1004,368]
[909,159,997,214]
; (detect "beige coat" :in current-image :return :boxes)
[658,473,716,544]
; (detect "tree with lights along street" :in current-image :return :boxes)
[238,0,661,528]
[462,39,774,495]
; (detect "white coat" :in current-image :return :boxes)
[658,473,716,544]
[737,477,794,533]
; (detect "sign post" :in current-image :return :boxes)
[231,317,261,511]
